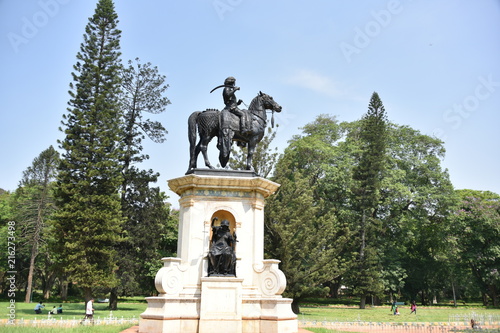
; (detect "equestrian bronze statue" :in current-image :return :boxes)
[186,88,282,173]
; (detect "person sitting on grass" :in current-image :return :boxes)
[49,306,57,315]
[57,304,63,314]
[34,301,44,314]
[394,306,400,315]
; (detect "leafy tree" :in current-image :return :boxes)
[349,92,388,308]
[111,179,170,306]
[452,190,500,306]
[380,125,457,304]
[14,146,59,302]
[266,115,353,314]
[52,0,124,302]
[0,190,14,290]
[0,189,14,223]
[267,111,456,310]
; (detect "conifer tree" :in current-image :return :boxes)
[265,115,353,314]
[350,92,388,308]
[15,146,59,302]
[108,58,170,309]
[52,0,124,301]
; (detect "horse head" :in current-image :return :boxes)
[258,91,282,113]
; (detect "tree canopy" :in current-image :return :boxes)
[265,106,461,311]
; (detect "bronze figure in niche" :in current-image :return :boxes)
[208,217,237,276]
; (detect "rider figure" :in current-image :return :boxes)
[222,77,250,134]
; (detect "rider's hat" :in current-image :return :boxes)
[224,77,236,85]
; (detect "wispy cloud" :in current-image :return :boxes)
[286,69,344,98]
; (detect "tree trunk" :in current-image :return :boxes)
[358,211,366,310]
[360,212,366,260]
[109,287,118,310]
[489,285,498,307]
[25,209,43,303]
[24,247,37,303]
[60,280,68,301]
[291,299,300,314]
[84,287,92,303]
[327,278,342,298]
[359,294,366,309]
[451,279,457,307]
[482,292,489,306]
[42,272,57,300]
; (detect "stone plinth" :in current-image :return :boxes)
[139,170,298,333]
[199,277,243,332]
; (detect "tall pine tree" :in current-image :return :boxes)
[350,92,388,308]
[52,0,124,301]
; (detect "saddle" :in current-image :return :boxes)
[219,109,252,148]
[220,109,252,132]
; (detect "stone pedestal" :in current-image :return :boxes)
[139,170,298,333]
[199,277,243,332]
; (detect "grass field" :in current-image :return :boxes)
[2,300,146,321]
[298,304,500,323]
[0,325,132,333]
[1,299,499,332]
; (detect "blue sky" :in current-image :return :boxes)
[1,0,499,206]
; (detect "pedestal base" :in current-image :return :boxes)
[139,294,298,333]
[139,173,297,332]
[199,277,243,332]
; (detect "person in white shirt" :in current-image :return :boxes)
[81,298,94,324]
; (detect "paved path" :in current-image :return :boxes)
[120,326,315,332]
[122,324,500,332]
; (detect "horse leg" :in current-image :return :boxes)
[200,136,215,169]
[188,139,199,171]
[193,141,203,168]
[246,140,257,171]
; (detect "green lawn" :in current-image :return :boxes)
[0,325,132,333]
[1,301,146,321]
[305,329,356,333]
[298,304,500,323]
[0,300,145,332]
[1,299,499,332]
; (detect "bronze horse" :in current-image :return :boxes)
[187,92,282,173]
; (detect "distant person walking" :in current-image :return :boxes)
[390,301,396,314]
[81,298,94,324]
[410,300,417,314]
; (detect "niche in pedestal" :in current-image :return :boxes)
[207,213,237,277]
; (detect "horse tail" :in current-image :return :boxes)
[188,111,201,148]
[187,111,201,171]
